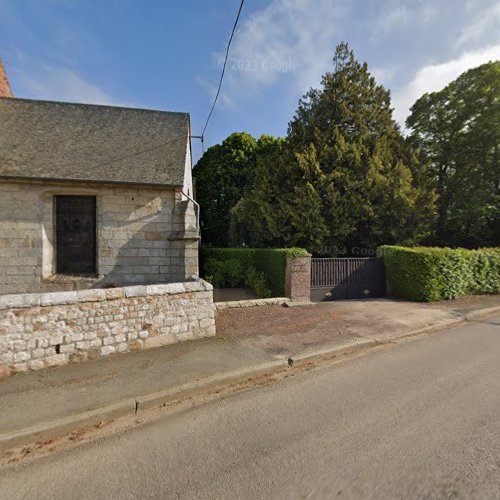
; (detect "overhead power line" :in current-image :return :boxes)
[54,3,245,171]
[198,0,245,147]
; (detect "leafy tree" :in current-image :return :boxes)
[407,61,500,247]
[193,132,258,246]
[235,43,435,254]
[230,139,329,252]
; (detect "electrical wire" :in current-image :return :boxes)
[200,0,245,140]
[53,3,246,170]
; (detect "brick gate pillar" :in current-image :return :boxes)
[285,254,312,302]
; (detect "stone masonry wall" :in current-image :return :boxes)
[285,255,312,302]
[0,179,199,295]
[0,280,215,375]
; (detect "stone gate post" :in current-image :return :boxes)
[285,254,312,302]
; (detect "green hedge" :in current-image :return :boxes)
[200,247,309,297]
[377,245,500,301]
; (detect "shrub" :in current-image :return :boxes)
[200,247,309,297]
[204,258,245,288]
[377,245,500,301]
[245,267,271,298]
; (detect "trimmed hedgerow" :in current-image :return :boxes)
[377,245,500,301]
[200,247,309,297]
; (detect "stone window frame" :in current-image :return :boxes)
[40,186,102,283]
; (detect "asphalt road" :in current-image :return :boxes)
[1,316,500,500]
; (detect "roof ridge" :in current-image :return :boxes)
[0,96,189,117]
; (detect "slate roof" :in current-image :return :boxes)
[0,97,190,186]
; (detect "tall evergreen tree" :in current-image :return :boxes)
[236,43,436,254]
[230,139,329,251]
[288,42,435,252]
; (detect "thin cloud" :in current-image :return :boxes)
[370,0,437,40]
[195,74,234,110]
[370,66,396,86]
[370,1,411,39]
[195,0,499,136]
[455,2,500,49]
[12,62,115,105]
[199,0,346,108]
[392,44,500,127]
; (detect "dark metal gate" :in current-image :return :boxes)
[311,258,385,301]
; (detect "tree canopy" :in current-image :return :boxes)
[193,132,283,247]
[193,44,497,254]
[192,132,257,247]
[232,43,436,254]
[407,61,500,247]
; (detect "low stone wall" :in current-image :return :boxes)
[0,280,215,376]
[215,297,290,310]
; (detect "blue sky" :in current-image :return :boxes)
[1,0,499,162]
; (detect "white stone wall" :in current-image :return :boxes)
[0,179,200,294]
[0,280,215,375]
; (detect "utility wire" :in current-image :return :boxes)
[200,0,245,141]
[64,2,245,171]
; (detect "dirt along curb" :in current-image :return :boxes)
[1,306,499,454]
[464,306,500,321]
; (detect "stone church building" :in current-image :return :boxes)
[0,59,199,295]
[0,57,218,377]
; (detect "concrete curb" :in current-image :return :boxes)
[1,305,498,453]
[135,360,286,412]
[464,306,500,320]
[0,399,137,452]
[292,318,466,367]
[0,361,288,453]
